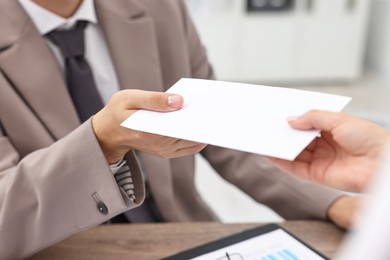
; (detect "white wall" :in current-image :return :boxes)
[186,0,371,83]
[366,0,390,80]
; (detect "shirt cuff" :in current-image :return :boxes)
[109,158,127,174]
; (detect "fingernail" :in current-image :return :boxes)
[168,95,181,108]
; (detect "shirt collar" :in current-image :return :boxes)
[18,0,97,35]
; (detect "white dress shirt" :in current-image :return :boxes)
[18,0,121,105]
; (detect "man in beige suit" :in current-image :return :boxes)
[0,0,358,258]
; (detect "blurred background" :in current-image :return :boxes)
[184,0,390,223]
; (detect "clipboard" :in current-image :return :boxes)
[163,224,329,260]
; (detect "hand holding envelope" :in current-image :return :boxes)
[121,78,351,161]
[92,89,206,164]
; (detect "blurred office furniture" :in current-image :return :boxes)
[366,0,390,80]
[186,0,371,83]
[29,221,344,259]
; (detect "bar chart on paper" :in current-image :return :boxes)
[191,229,327,260]
[210,246,322,260]
[209,248,310,260]
[260,249,301,260]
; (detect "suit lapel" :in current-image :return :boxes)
[95,0,164,92]
[0,0,164,141]
[0,1,80,140]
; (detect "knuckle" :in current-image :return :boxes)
[112,90,123,100]
[133,130,142,140]
[149,142,161,151]
[122,89,141,107]
[334,113,345,122]
[150,94,165,107]
[134,131,152,144]
[139,131,152,140]
[124,90,137,103]
[307,109,320,117]
[157,151,171,159]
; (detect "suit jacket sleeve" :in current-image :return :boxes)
[178,0,343,220]
[0,120,145,259]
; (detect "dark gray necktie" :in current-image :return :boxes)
[46,21,104,122]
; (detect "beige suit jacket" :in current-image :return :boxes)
[0,0,343,258]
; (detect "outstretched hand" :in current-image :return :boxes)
[268,110,389,192]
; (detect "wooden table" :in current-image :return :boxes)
[29,221,344,259]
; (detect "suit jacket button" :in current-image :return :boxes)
[97,202,108,215]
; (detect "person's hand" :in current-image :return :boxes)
[327,195,362,229]
[92,89,206,164]
[268,110,390,192]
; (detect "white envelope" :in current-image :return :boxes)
[121,78,351,161]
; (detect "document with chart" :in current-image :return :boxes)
[164,224,328,260]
